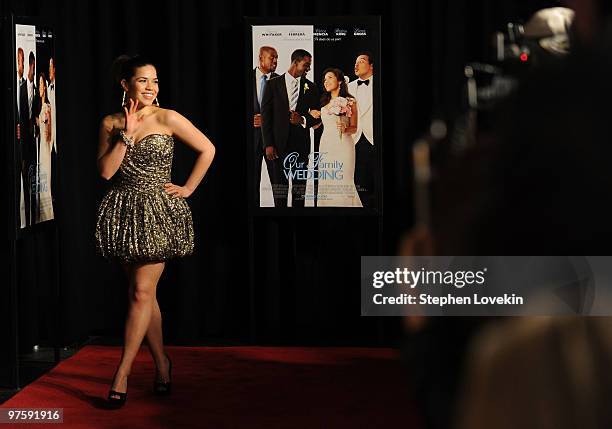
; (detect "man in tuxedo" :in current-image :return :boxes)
[261,49,321,207]
[16,48,30,227]
[25,51,39,224]
[253,46,278,206]
[48,57,58,210]
[348,51,376,209]
[48,57,56,154]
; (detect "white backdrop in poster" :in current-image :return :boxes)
[252,25,315,207]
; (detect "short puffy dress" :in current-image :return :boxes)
[95,133,194,263]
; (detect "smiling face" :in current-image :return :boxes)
[38,75,46,99]
[17,50,24,78]
[259,48,278,74]
[323,71,340,92]
[294,56,311,78]
[122,65,159,107]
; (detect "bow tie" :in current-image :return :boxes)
[357,79,369,86]
[50,83,54,89]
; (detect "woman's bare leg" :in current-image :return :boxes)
[110,261,165,396]
[119,263,170,384]
[146,297,171,382]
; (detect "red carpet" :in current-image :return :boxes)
[1,345,420,428]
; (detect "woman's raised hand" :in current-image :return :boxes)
[123,98,143,135]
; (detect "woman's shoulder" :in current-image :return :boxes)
[101,112,124,130]
[157,108,191,128]
[155,107,179,120]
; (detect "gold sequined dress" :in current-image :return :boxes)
[95,133,194,263]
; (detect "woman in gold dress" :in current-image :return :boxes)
[95,55,215,407]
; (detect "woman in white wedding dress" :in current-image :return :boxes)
[312,68,362,207]
[37,73,54,222]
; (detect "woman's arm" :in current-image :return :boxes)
[97,100,143,180]
[97,115,127,180]
[346,99,358,135]
[45,106,52,149]
[163,110,215,197]
[338,99,358,135]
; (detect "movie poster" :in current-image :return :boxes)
[248,17,381,212]
[14,22,57,229]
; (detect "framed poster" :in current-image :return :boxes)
[246,16,382,215]
[9,16,57,236]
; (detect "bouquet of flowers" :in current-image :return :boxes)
[328,97,353,138]
[328,96,353,117]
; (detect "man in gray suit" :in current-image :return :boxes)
[253,46,278,206]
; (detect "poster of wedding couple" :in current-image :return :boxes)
[12,18,58,233]
[247,17,381,213]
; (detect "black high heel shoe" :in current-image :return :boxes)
[154,354,172,396]
[107,373,129,409]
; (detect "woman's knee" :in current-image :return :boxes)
[131,283,155,303]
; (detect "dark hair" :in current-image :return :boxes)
[29,51,35,64]
[357,50,375,67]
[38,72,49,104]
[111,54,156,88]
[17,47,24,59]
[291,49,311,63]
[320,67,353,107]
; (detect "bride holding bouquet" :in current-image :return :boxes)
[311,68,362,207]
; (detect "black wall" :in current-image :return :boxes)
[1,0,559,352]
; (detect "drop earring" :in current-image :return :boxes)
[122,91,126,107]
[154,97,160,107]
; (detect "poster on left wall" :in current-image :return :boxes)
[14,21,57,230]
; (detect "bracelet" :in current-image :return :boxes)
[119,130,135,147]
